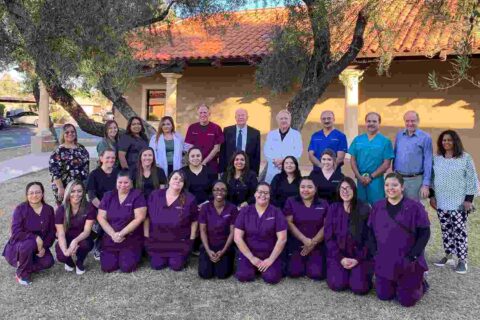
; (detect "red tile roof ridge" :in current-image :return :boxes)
[136,2,480,63]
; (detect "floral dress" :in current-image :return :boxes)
[49,144,90,202]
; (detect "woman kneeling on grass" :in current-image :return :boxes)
[198,180,238,279]
[97,170,146,273]
[144,170,198,271]
[234,182,287,284]
[3,182,55,286]
[368,172,430,307]
[55,180,96,275]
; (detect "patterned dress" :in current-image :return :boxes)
[432,152,479,261]
[49,144,90,202]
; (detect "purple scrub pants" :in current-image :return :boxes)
[288,249,326,280]
[375,266,425,307]
[235,252,283,284]
[3,238,54,279]
[100,247,142,273]
[198,245,233,279]
[148,253,188,271]
[326,258,373,295]
[55,238,94,270]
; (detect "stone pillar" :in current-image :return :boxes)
[339,68,364,144]
[161,73,183,123]
[31,81,55,153]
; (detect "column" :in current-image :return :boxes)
[31,81,55,153]
[339,68,364,144]
[161,73,183,123]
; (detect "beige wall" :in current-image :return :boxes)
[121,59,480,172]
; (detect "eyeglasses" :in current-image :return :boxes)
[212,188,227,192]
[256,191,270,196]
[64,131,76,135]
[27,191,43,196]
[340,187,353,192]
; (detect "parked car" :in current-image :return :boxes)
[102,111,114,122]
[0,116,7,130]
[9,111,39,126]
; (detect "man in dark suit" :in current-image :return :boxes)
[220,108,261,175]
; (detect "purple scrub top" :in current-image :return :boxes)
[99,189,146,249]
[146,189,198,257]
[185,122,224,173]
[198,201,238,247]
[283,196,328,250]
[55,203,97,239]
[368,198,430,280]
[235,204,287,257]
[325,202,370,262]
[3,203,56,264]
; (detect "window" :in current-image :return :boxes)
[147,89,166,121]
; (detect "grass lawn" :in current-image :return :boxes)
[0,170,479,319]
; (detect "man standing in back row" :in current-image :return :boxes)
[220,108,261,175]
[393,110,433,200]
[349,112,394,205]
[308,110,348,171]
[185,104,224,174]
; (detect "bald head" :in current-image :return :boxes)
[321,110,335,130]
[404,110,419,134]
[235,108,248,127]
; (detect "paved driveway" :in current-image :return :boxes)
[0,125,101,149]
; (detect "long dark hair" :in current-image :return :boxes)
[155,116,175,143]
[25,181,46,204]
[281,156,301,179]
[225,151,250,184]
[126,116,148,141]
[62,180,88,231]
[135,147,160,192]
[336,177,366,241]
[103,120,119,146]
[437,129,464,158]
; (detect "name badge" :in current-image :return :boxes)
[266,217,275,220]
[207,133,215,136]
[223,214,231,218]
[315,207,324,210]
[175,206,183,210]
[124,203,132,207]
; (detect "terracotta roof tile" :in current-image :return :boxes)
[135,1,480,63]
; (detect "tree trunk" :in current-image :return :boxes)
[99,75,157,137]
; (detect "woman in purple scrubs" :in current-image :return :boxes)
[145,170,198,271]
[198,180,238,279]
[325,177,373,294]
[55,180,96,275]
[97,170,147,273]
[234,182,287,284]
[284,177,328,280]
[369,172,430,307]
[3,182,55,285]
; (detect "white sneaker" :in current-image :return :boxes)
[64,264,74,272]
[76,266,85,275]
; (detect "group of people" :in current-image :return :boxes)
[2,104,479,308]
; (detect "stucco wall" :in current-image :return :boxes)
[121,59,480,172]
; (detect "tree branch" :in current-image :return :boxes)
[133,0,176,28]
[329,8,367,75]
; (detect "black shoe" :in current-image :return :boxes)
[434,255,454,267]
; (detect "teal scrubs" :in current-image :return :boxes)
[348,133,394,204]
